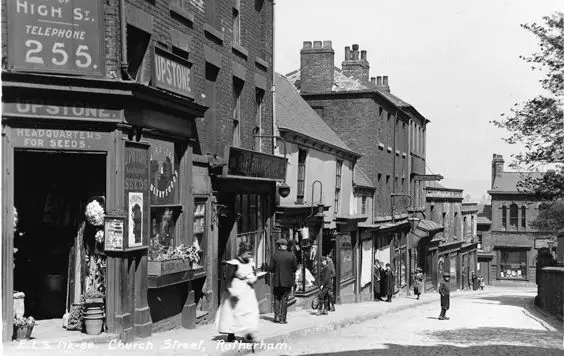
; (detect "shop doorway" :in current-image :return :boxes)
[13,151,106,321]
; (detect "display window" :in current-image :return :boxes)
[339,235,353,281]
[499,250,527,279]
[235,193,269,269]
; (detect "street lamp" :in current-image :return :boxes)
[253,134,290,198]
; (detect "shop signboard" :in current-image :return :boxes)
[124,142,150,251]
[534,238,551,249]
[7,0,105,76]
[413,174,444,181]
[3,100,123,122]
[152,47,193,98]
[226,146,286,181]
[10,128,110,151]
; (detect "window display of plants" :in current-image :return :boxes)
[148,241,202,266]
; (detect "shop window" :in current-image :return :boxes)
[339,235,353,281]
[502,205,507,228]
[449,255,457,286]
[499,250,527,279]
[235,194,268,269]
[521,206,526,228]
[232,7,241,45]
[509,204,518,228]
[335,161,343,213]
[361,195,367,215]
[193,199,207,269]
[254,89,264,152]
[297,150,307,204]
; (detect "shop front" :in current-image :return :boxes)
[2,73,207,342]
[496,248,529,281]
[436,241,462,290]
[213,146,287,314]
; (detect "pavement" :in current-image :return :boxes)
[3,286,558,356]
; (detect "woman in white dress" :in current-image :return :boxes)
[216,242,259,342]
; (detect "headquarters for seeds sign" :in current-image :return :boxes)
[7,0,104,76]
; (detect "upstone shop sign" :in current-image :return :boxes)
[7,0,104,76]
[226,146,286,181]
[152,47,193,98]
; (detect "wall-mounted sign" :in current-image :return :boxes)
[226,146,286,181]
[147,139,179,205]
[7,0,104,76]
[152,47,193,98]
[104,210,125,252]
[124,142,150,250]
[413,174,444,181]
[3,100,123,122]
[534,238,552,249]
[11,128,110,151]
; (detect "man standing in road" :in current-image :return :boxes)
[268,238,298,324]
[439,272,451,320]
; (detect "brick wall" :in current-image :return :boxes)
[536,267,564,320]
[300,41,334,94]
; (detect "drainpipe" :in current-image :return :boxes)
[271,0,277,151]
[120,0,132,80]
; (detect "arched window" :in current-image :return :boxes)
[509,204,518,228]
[521,206,526,228]
[502,206,507,228]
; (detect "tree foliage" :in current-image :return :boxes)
[531,200,564,233]
[492,12,564,200]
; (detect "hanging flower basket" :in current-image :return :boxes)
[85,200,105,227]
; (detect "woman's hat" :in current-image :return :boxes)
[276,238,288,246]
[443,273,451,278]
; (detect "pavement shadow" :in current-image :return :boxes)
[468,294,535,308]
[425,326,560,347]
[277,343,562,356]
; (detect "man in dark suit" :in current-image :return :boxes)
[268,238,298,324]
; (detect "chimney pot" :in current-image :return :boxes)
[370,77,376,84]
[377,76,382,85]
[345,46,351,61]
[352,44,359,51]
[383,76,389,86]
[352,44,359,60]
[313,41,322,49]
[303,41,312,49]
[361,50,367,61]
[323,40,332,49]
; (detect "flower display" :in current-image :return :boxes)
[85,200,105,226]
[149,241,202,263]
[14,316,35,328]
[95,230,104,243]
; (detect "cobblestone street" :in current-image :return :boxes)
[256,287,563,356]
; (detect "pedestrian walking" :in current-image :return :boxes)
[268,238,298,324]
[479,275,485,291]
[413,267,424,300]
[316,257,332,315]
[438,272,451,320]
[383,263,395,302]
[325,252,336,311]
[216,242,260,342]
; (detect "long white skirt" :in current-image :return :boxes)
[215,278,259,336]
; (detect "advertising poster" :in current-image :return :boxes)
[128,192,143,247]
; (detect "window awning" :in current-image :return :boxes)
[409,219,444,246]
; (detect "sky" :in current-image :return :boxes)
[274,0,563,201]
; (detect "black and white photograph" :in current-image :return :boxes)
[1,0,562,355]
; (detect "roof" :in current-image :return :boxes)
[353,165,375,188]
[490,172,544,193]
[275,73,358,156]
[417,219,444,233]
[285,68,418,120]
[477,204,492,225]
[424,181,463,192]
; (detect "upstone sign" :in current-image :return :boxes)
[7,0,105,76]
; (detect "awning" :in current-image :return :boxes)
[409,219,444,246]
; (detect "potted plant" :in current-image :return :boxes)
[13,316,35,340]
[81,291,105,335]
[82,290,104,305]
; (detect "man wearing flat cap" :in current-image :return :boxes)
[268,238,298,323]
[439,272,451,320]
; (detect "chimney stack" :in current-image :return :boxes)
[375,75,390,92]
[341,43,370,83]
[491,154,505,188]
[300,40,335,93]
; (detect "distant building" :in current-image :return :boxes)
[424,182,478,291]
[487,154,553,282]
[476,204,494,284]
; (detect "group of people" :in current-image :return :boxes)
[216,237,323,342]
[374,261,395,302]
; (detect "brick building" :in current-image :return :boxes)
[424,183,478,291]
[2,0,277,342]
[286,41,433,298]
[486,154,553,283]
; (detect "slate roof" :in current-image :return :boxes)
[477,204,492,225]
[285,68,429,122]
[353,165,375,189]
[275,73,358,155]
[417,219,444,233]
[490,172,543,193]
